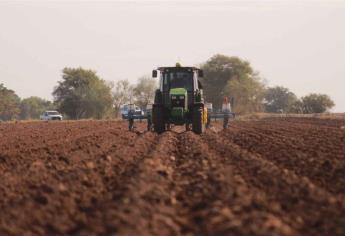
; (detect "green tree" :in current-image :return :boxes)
[225,74,266,114]
[20,97,53,120]
[0,83,20,121]
[53,67,113,119]
[112,79,135,116]
[201,54,255,109]
[289,100,305,114]
[264,86,298,113]
[301,93,335,113]
[133,76,157,109]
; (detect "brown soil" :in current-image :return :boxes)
[0,118,344,236]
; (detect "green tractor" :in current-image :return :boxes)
[151,64,208,134]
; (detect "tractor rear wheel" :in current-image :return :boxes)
[153,105,165,134]
[192,107,205,134]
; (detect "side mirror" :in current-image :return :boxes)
[198,80,203,89]
[198,70,204,78]
[152,70,157,78]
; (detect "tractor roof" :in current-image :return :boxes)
[157,66,201,72]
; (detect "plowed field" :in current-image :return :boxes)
[0,118,344,236]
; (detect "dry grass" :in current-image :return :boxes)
[237,113,345,121]
[0,118,125,124]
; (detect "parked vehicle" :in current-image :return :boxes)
[121,104,144,119]
[40,111,63,121]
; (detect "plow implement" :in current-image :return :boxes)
[125,99,235,132]
[206,98,235,129]
[207,111,235,129]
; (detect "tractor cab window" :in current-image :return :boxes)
[193,72,199,90]
[163,73,169,90]
[162,72,193,91]
[47,111,59,115]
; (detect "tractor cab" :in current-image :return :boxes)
[154,67,202,91]
[152,66,204,107]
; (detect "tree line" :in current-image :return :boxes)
[201,54,335,114]
[0,54,335,121]
[0,84,53,121]
[0,68,157,120]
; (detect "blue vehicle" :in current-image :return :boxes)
[121,104,144,119]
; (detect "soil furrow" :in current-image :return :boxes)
[88,131,183,236]
[203,130,345,236]
[0,128,157,235]
[222,121,345,194]
[0,118,344,236]
[173,131,297,236]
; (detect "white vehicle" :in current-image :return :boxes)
[40,111,63,121]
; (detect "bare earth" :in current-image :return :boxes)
[0,118,344,236]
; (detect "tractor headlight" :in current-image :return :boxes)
[171,96,177,99]
[179,96,185,100]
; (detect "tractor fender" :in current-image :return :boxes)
[193,103,207,125]
[203,107,208,124]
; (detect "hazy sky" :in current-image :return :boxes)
[0,0,344,111]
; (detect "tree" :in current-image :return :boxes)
[264,86,298,113]
[289,100,305,114]
[201,54,255,108]
[0,83,20,121]
[301,93,335,113]
[20,97,53,120]
[133,76,157,109]
[112,79,135,116]
[225,74,266,114]
[53,67,113,119]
